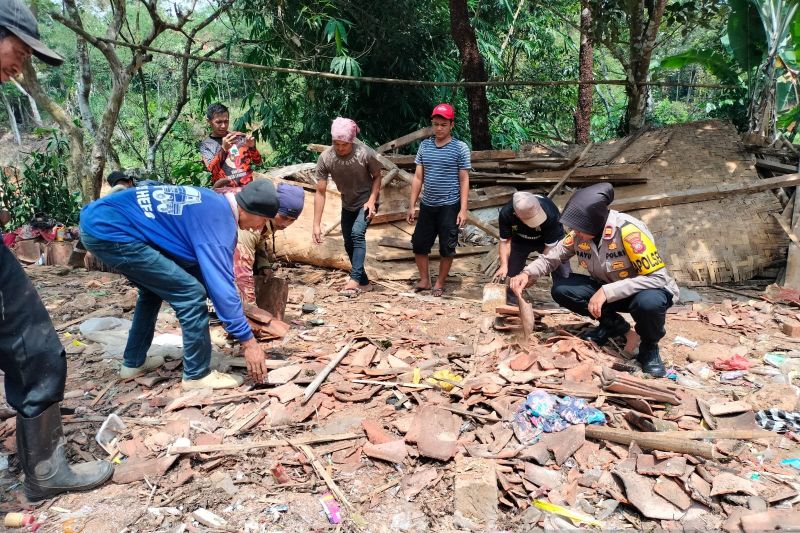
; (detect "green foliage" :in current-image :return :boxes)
[0,132,81,227]
[727,0,767,72]
[650,100,693,126]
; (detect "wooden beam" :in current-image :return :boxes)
[784,183,800,289]
[171,432,362,455]
[377,127,433,153]
[756,158,799,174]
[375,245,492,261]
[548,143,593,198]
[371,188,513,225]
[378,237,414,250]
[612,173,800,211]
[584,426,717,459]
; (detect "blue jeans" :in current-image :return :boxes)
[341,207,370,285]
[81,233,212,380]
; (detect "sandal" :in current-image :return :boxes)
[412,283,431,293]
[340,288,362,298]
[431,287,445,297]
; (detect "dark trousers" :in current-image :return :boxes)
[551,274,673,344]
[411,202,460,257]
[82,234,212,380]
[0,243,66,418]
[341,207,370,285]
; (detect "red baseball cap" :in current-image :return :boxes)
[431,103,455,120]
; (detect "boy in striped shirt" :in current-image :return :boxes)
[406,104,471,296]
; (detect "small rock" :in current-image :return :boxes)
[454,457,497,527]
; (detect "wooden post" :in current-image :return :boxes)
[254,275,289,322]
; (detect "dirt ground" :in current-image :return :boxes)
[1,262,799,533]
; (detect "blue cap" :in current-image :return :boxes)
[276,183,305,218]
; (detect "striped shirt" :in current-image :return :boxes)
[415,137,471,207]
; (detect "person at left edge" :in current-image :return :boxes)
[0,0,113,502]
[80,181,282,389]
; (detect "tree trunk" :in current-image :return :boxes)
[10,79,42,127]
[448,0,492,150]
[621,0,667,134]
[1,90,21,145]
[574,0,593,144]
[19,62,89,201]
[90,71,131,199]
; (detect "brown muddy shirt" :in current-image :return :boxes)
[315,144,382,211]
[523,209,680,303]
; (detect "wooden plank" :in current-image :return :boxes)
[171,432,362,454]
[548,143,593,198]
[465,212,501,239]
[371,188,513,225]
[377,127,433,153]
[375,245,492,262]
[387,149,520,167]
[260,162,316,179]
[756,158,799,174]
[785,183,800,290]
[612,173,800,211]
[378,237,414,250]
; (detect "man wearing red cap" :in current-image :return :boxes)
[406,104,471,297]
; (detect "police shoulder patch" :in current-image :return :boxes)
[579,260,588,269]
[577,242,591,251]
[611,261,625,270]
[618,271,629,278]
[603,225,614,240]
[607,241,618,251]
[620,222,665,275]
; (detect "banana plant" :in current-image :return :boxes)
[656,0,799,139]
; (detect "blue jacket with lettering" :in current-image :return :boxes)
[79,185,252,342]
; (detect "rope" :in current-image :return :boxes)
[98,37,739,90]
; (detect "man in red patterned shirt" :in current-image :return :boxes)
[199,102,263,187]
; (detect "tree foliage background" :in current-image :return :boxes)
[0,0,797,224]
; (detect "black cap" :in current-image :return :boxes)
[0,0,64,66]
[559,183,615,235]
[235,180,279,218]
[107,171,131,187]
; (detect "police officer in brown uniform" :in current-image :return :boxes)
[510,183,679,377]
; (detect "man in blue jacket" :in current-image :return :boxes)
[80,180,302,389]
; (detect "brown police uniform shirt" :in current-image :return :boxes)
[523,210,680,303]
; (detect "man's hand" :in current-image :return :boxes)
[244,133,256,148]
[406,207,417,225]
[588,287,607,319]
[222,132,239,151]
[509,272,531,294]
[456,209,468,228]
[0,210,10,226]
[241,338,267,383]
[492,264,508,282]
[312,224,324,244]
[363,200,377,221]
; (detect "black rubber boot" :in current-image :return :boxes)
[16,403,113,502]
[581,313,630,347]
[637,342,666,378]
